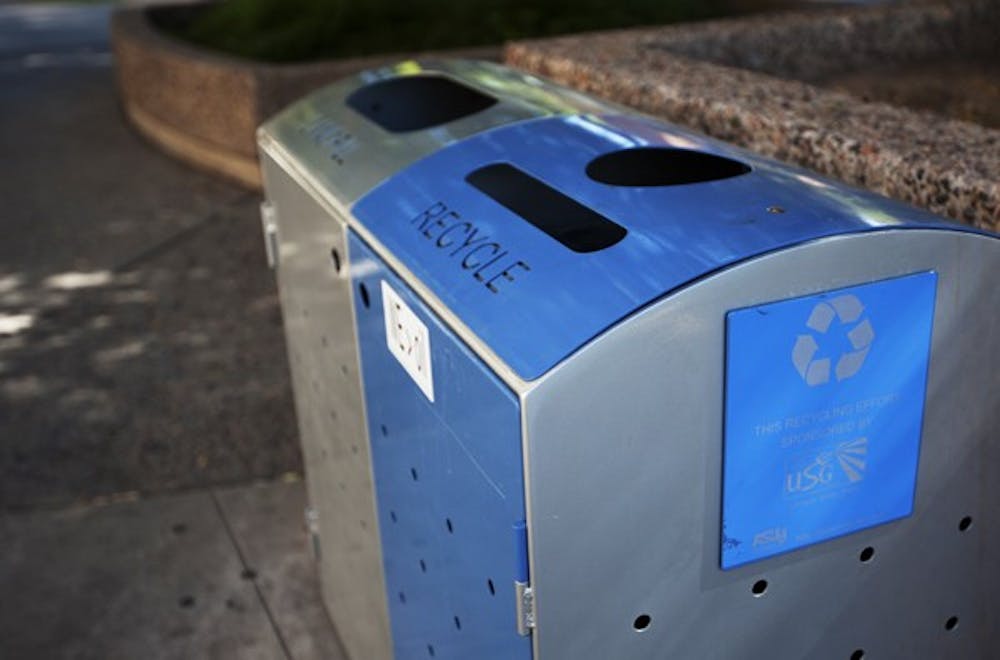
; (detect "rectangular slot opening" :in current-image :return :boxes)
[465,163,626,253]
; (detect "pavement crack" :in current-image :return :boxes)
[111,190,258,272]
[209,488,294,660]
[111,214,217,273]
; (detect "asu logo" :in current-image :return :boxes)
[792,294,875,386]
[752,527,788,548]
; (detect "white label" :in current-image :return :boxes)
[381,280,434,402]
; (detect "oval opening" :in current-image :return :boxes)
[346,75,496,133]
[751,579,768,597]
[633,614,652,632]
[586,147,751,187]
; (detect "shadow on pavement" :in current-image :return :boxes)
[0,25,301,511]
[0,207,302,510]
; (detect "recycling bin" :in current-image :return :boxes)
[256,59,616,660]
[262,62,1000,660]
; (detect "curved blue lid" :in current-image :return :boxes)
[351,113,968,381]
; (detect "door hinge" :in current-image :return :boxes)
[513,519,533,636]
[304,505,320,561]
[515,581,535,636]
[260,200,279,268]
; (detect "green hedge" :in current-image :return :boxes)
[168,0,727,63]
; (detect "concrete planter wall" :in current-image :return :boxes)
[111,6,500,189]
[507,2,1000,230]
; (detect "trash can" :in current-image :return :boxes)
[256,59,618,660]
[263,62,1000,660]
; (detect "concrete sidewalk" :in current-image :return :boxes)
[0,479,345,659]
[0,5,344,656]
[0,1,301,511]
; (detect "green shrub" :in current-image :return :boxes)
[169,0,726,62]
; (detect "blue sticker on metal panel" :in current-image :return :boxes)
[721,271,937,569]
[349,232,532,660]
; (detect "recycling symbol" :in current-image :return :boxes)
[792,294,875,386]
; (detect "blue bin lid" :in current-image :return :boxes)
[351,113,969,381]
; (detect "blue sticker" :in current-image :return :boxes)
[721,271,937,569]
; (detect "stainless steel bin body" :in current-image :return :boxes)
[342,110,999,660]
[256,60,617,660]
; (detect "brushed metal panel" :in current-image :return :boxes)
[260,152,392,660]
[258,59,619,210]
[523,230,999,659]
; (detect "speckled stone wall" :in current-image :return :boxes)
[506,2,999,231]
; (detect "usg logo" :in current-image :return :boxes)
[792,294,875,386]
[833,436,868,483]
[785,437,869,494]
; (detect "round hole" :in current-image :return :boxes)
[487,579,495,596]
[330,247,341,273]
[398,591,406,604]
[454,615,462,630]
[446,518,454,534]
[851,650,865,660]
[945,616,959,631]
[359,283,370,308]
[959,516,973,532]
[411,467,419,481]
[859,547,875,563]
[633,614,652,632]
[585,147,751,187]
[751,579,768,597]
